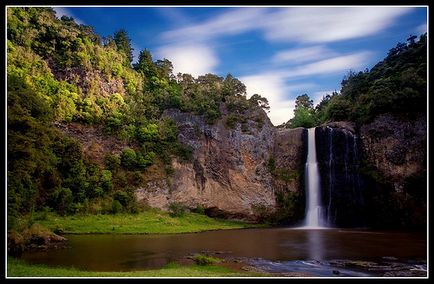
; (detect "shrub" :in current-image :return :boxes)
[104,153,121,171]
[225,114,239,129]
[267,156,276,172]
[168,202,186,217]
[120,148,136,169]
[194,204,205,215]
[192,254,221,266]
[114,191,130,207]
[111,199,123,214]
[100,170,113,191]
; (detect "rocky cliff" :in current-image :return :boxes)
[315,114,426,228]
[359,113,427,228]
[134,107,306,222]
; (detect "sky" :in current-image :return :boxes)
[53,6,427,126]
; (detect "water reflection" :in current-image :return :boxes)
[307,230,324,260]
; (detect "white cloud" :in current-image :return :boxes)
[240,73,316,125]
[156,44,218,78]
[160,8,266,44]
[416,23,427,35]
[283,51,372,78]
[53,7,85,25]
[272,46,337,65]
[262,7,411,43]
[160,7,411,45]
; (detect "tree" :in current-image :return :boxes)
[295,94,313,109]
[113,29,133,66]
[222,74,246,97]
[249,94,270,112]
[287,94,316,128]
[134,49,156,79]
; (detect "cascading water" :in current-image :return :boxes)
[316,126,366,227]
[304,128,326,228]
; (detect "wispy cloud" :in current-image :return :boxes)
[272,46,337,65]
[155,7,192,27]
[160,8,266,44]
[261,7,412,43]
[282,51,372,78]
[156,44,218,78]
[160,7,412,45]
[416,23,427,34]
[53,7,85,25]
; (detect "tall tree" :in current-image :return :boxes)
[114,29,133,66]
[134,49,156,79]
[295,94,313,109]
[287,94,316,128]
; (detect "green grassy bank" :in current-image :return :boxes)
[29,210,263,234]
[7,257,265,277]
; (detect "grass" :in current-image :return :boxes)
[7,257,266,277]
[192,254,222,265]
[34,210,264,234]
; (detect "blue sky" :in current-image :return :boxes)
[53,6,427,125]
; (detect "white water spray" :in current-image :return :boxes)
[304,128,326,228]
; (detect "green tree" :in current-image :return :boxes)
[249,93,270,112]
[134,49,156,79]
[113,29,133,66]
[287,94,316,128]
[295,94,313,109]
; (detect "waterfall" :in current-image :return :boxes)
[317,126,365,227]
[327,127,334,226]
[304,128,326,228]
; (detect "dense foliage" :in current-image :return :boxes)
[7,7,269,225]
[284,33,427,128]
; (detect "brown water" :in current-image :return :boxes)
[19,228,427,272]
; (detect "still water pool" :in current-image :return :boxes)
[19,227,426,272]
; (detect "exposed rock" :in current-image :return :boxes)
[54,122,130,165]
[360,113,426,192]
[322,121,356,133]
[134,108,306,221]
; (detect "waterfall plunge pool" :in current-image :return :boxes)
[16,227,426,276]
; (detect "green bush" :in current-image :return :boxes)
[192,254,221,266]
[113,191,130,207]
[120,148,136,169]
[104,154,120,171]
[194,204,205,215]
[225,114,239,129]
[168,202,187,217]
[111,199,123,214]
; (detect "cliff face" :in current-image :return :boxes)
[135,108,306,221]
[359,113,427,228]
[360,113,427,193]
[315,114,426,228]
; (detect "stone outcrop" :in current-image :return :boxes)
[359,113,427,193]
[135,108,306,221]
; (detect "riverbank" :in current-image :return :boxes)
[32,210,263,234]
[7,257,267,277]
